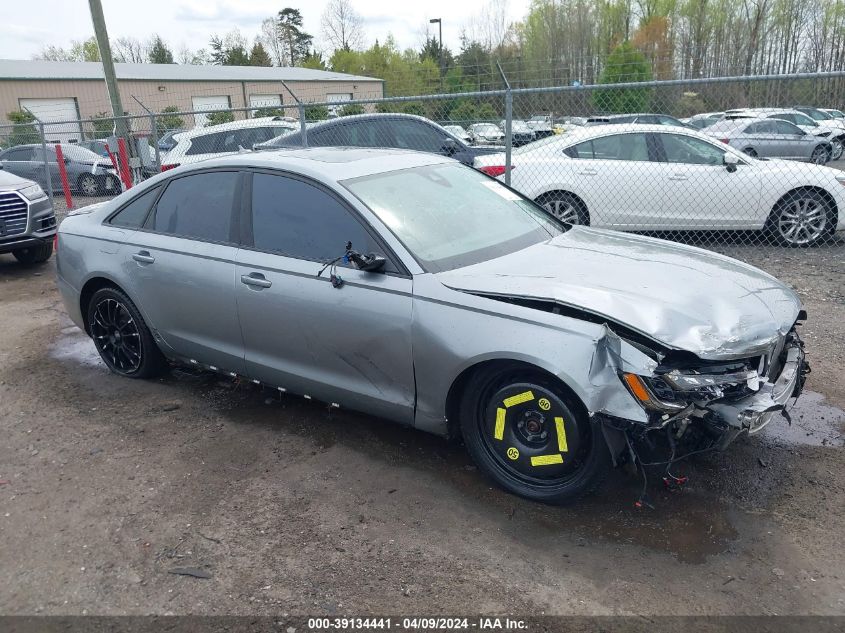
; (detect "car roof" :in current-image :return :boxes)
[172,146,453,182]
[175,117,298,141]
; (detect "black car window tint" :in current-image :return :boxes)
[151,172,238,242]
[109,186,161,228]
[251,173,377,263]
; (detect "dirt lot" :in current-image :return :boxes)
[1,232,844,616]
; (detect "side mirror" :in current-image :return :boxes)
[355,253,386,273]
[63,156,71,164]
[724,152,740,172]
[441,137,458,155]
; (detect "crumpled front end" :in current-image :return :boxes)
[592,321,808,454]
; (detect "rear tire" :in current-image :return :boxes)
[13,241,52,264]
[536,191,589,226]
[459,364,610,504]
[810,145,829,165]
[87,287,167,378]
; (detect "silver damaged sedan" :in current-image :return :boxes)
[56,148,808,504]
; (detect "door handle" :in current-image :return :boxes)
[132,250,155,264]
[577,169,597,176]
[668,174,688,181]
[241,272,272,289]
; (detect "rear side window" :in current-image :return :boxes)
[149,172,238,242]
[566,134,650,161]
[250,172,377,263]
[2,147,33,161]
[109,186,161,227]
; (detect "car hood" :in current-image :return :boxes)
[0,169,34,190]
[437,227,802,360]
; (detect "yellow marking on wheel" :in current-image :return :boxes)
[494,407,506,440]
[555,416,569,453]
[507,447,520,460]
[538,397,551,411]
[531,454,563,466]
[503,390,534,408]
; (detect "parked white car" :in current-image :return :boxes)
[724,108,844,160]
[162,117,298,169]
[474,124,845,246]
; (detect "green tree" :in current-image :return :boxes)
[5,111,40,147]
[147,35,174,63]
[338,103,365,116]
[304,105,329,120]
[254,107,286,117]
[91,112,115,138]
[592,41,654,113]
[156,106,184,133]
[277,8,313,65]
[206,111,235,126]
[448,100,478,121]
[210,30,251,66]
[249,42,273,66]
[301,51,327,70]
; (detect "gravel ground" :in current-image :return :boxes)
[0,199,843,617]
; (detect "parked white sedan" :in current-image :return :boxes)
[162,117,298,170]
[474,124,845,246]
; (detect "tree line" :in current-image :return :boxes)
[32,0,845,100]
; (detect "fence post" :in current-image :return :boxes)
[298,102,308,148]
[497,61,513,186]
[35,120,55,202]
[54,144,74,210]
[148,113,161,172]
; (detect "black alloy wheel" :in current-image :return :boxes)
[87,287,166,378]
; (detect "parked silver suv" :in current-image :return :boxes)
[0,169,56,263]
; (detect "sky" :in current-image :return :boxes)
[0,0,532,61]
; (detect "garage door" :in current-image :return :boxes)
[249,94,282,116]
[191,95,231,127]
[18,98,82,143]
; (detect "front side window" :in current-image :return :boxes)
[661,134,726,165]
[250,173,378,263]
[343,163,563,272]
[109,185,161,227]
[773,120,803,135]
[149,171,238,242]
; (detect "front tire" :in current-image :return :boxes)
[459,365,610,504]
[769,190,833,247]
[78,173,99,197]
[13,241,52,264]
[87,287,166,378]
[830,137,844,161]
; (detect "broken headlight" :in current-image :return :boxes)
[622,365,759,413]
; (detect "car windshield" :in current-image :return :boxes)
[802,108,830,121]
[789,112,817,127]
[342,163,564,272]
[58,145,106,161]
[513,134,566,154]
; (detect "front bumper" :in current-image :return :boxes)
[704,340,805,447]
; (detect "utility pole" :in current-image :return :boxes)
[429,18,443,92]
[88,0,127,137]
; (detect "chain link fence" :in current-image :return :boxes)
[1,71,844,249]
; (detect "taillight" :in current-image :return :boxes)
[53,233,58,250]
[479,165,513,177]
[161,163,180,171]
[719,138,729,144]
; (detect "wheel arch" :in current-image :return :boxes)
[444,358,589,440]
[769,185,838,227]
[78,276,140,335]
